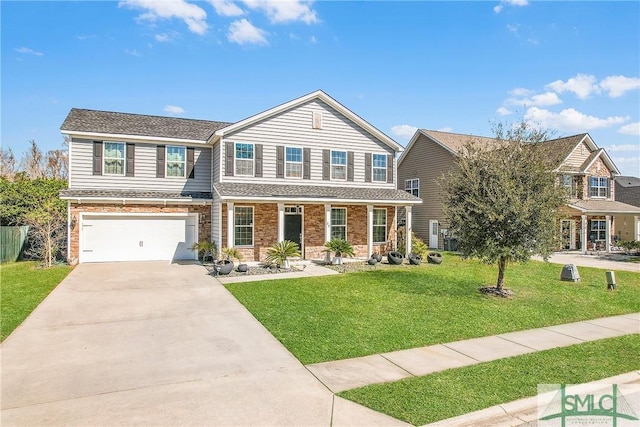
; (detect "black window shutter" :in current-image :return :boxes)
[156,145,165,178]
[276,146,284,178]
[322,149,330,180]
[347,151,354,182]
[93,141,103,175]
[364,153,372,183]
[225,141,234,176]
[126,143,135,177]
[387,154,393,183]
[187,147,195,179]
[303,148,311,179]
[255,144,263,177]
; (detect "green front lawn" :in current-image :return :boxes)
[340,334,640,425]
[226,254,640,364]
[1,261,72,341]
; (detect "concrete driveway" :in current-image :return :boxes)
[1,262,401,426]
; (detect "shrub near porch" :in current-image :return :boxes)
[226,254,640,364]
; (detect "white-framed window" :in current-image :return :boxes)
[235,143,254,176]
[405,178,419,197]
[331,150,347,180]
[166,146,186,177]
[234,206,253,246]
[590,177,608,198]
[104,142,125,175]
[372,154,387,182]
[373,208,387,243]
[286,147,303,178]
[330,208,347,240]
[590,220,606,241]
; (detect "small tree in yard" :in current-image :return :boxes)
[441,121,567,295]
[24,199,67,268]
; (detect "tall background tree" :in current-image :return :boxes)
[1,140,68,267]
[441,121,567,294]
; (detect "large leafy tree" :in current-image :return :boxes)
[441,122,567,293]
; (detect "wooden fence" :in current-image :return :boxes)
[0,226,29,263]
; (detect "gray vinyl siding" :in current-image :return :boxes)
[212,142,221,183]
[69,138,212,192]
[564,141,591,168]
[220,100,396,188]
[398,134,458,246]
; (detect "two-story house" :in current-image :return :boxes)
[398,130,640,252]
[60,90,421,263]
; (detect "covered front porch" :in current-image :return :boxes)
[560,199,640,254]
[212,183,422,262]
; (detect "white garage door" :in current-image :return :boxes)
[80,214,197,263]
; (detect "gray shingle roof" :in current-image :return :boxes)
[615,176,640,188]
[61,108,232,141]
[214,182,422,203]
[60,189,212,200]
[566,199,640,214]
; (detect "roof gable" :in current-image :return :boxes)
[61,108,231,143]
[212,90,401,151]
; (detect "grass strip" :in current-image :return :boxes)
[1,261,72,341]
[226,254,640,364]
[339,334,640,426]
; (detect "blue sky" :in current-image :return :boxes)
[2,0,639,176]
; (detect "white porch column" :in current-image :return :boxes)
[324,204,332,242]
[605,215,611,253]
[277,203,285,242]
[367,205,374,257]
[581,214,588,253]
[226,202,234,249]
[405,206,413,255]
[635,215,640,241]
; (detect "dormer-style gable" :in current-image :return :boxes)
[210,90,401,152]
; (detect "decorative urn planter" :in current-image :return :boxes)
[237,263,248,273]
[367,257,378,265]
[408,254,422,265]
[214,260,234,275]
[427,252,443,265]
[372,253,382,262]
[387,251,404,265]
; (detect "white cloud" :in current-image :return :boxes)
[15,47,43,56]
[309,35,317,44]
[391,125,418,139]
[164,105,185,115]
[125,48,141,56]
[227,19,268,45]
[119,0,208,35]
[608,143,640,152]
[209,0,244,16]
[155,33,171,42]
[242,0,318,24]
[505,91,562,107]
[545,73,599,99]
[508,87,533,97]
[600,75,640,98]
[524,107,628,132]
[497,107,513,116]
[437,127,453,132]
[618,122,640,136]
[494,0,528,13]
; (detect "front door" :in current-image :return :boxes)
[284,206,303,252]
[429,220,439,249]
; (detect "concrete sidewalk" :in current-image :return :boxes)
[306,313,640,393]
[536,251,640,273]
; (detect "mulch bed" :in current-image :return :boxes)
[204,263,295,277]
[479,286,514,298]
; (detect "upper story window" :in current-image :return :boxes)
[331,151,347,180]
[330,208,347,240]
[235,143,254,176]
[561,174,577,197]
[104,142,125,175]
[372,154,387,182]
[286,147,303,178]
[589,177,608,198]
[166,146,186,177]
[405,179,419,197]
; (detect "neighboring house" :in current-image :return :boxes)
[60,90,421,263]
[398,130,640,252]
[614,176,640,242]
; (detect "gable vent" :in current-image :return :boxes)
[312,111,323,129]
